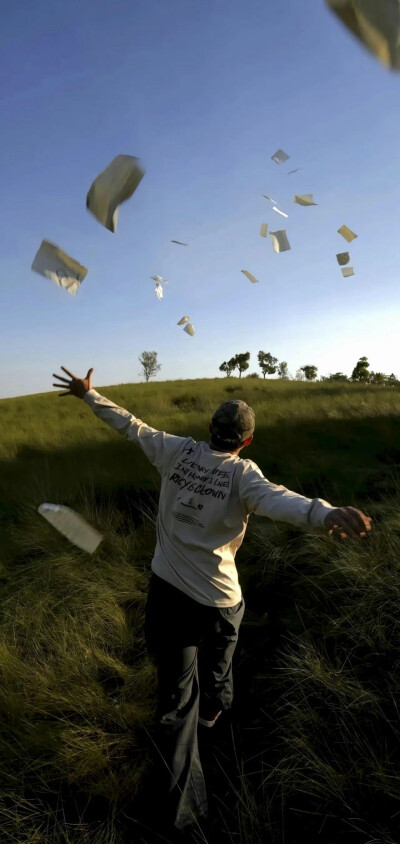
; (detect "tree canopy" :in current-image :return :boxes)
[138,351,161,382]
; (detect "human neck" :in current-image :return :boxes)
[209,442,238,455]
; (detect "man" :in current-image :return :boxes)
[52,366,372,839]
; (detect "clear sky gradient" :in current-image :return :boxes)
[1,0,399,398]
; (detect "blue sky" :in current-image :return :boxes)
[0,0,399,398]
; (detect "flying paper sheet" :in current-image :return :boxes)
[38,504,103,554]
[294,194,317,206]
[31,240,87,295]
[86,154,145,233]
[325,0,400,71]
[338,224,358,242]
[272,206,289,218]
[336,252,350,265]
[241,270,260,283]
[288,169,301,175]
[177,315,190,325]
[260,223,268,238]
[184,323,195,336]
[263,195,278,204]
[270,230,291,253]
[150,275,168,299]
[341,267,355,277]
[271,149,290,164]
[171,240,188,245]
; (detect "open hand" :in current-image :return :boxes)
[52,366,94,399]
[324,506,372,539]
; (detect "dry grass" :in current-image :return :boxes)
[0,378,399,842]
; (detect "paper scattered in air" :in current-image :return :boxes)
[171,240,188,245]
[241,270,260,284]
[294,194,317,206]
[272,206,289,218]
[341,267,355,277]
[336,252,350,265]
[260,223,268,238]
[86,154,145,233]
[270,230,291,253]
[325,0,400,71]
[38,504,103,554]
[263,195,278,204]
[31,241,87,295]
[338,224,358,242]
[184,323,194,336]
[177,316,190,325]
[288,169,301,175]
[271,149,290,164]
[150,275,168,299]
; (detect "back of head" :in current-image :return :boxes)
[210,399,255,451]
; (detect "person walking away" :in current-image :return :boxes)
[52,366,372,838]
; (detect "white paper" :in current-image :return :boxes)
[271,149,290,164]
[341,267,355,277]
[260,223,268,238]
[336,252,350,265]
[177,315,190,325]
[338,225,358,242]
[155,281,163,299]
[38,503,103,554]
[270,230,291,253]
[263,195,278,204]
[272,206,289,218]
[31,240,87,295]
[171,240,188,245]
[241,270,259,283]
[294,194,317,206]
[86,154,145,233]
[184,323,194,336]
[325,0,400,71]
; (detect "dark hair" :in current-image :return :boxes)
[210,429,241,452]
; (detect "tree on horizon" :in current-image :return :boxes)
[300,365,318,381]
[257,351,278,379]
[138,351,161,383]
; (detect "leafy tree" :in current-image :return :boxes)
[234,352,250,378]
[369,372,387,385]
[219,361,234,377]
[245,372,260,378]
[300,365,318,381]
[295,369,305,381]
[138,351,161,383]
[387,373,399,387]
[351,356,370,382]
[257,351,278,379]
[277,361,289,379]
[321,372,349,382]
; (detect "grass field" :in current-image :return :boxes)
[1,377,400,843]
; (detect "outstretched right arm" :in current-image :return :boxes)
[52,366,191,474]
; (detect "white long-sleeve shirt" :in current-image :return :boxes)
[84,389,335,607]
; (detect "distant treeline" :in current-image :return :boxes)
[219,353,399,385]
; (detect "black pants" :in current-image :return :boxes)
[144,571,245,832]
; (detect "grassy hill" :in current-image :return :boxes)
[1,378,400,843]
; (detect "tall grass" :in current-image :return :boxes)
[0,378,400,843]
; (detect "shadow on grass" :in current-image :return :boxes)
[1,411,399,519]
[1,411,400,843]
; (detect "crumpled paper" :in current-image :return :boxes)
[31,240,87,295]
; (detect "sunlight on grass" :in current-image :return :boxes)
[0,379,400,841]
